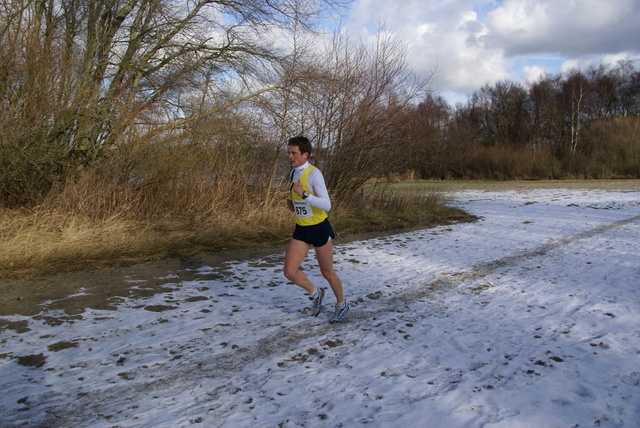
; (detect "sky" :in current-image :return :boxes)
[340,0,640,105]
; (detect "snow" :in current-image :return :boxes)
[1,186,639,428]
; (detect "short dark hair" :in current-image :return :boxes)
[288,136,312,156]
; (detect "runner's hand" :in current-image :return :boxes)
[292,181,304,197]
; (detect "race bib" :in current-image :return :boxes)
[293,200,313,218]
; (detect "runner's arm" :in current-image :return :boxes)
[306,169,332,212]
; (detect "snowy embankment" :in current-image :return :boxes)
[1,186,639,427]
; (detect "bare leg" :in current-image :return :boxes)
[315,240,344,303]
[284,239,315,293]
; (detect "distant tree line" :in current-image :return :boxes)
[1,0,638,217]
[400,60,640,180]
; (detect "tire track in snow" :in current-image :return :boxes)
[369,213,640,310]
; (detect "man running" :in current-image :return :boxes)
[283,136,349,323]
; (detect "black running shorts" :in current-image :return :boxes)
[292,218,335,247]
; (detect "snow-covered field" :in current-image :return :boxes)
[1,186,639,428]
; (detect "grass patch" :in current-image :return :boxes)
[332,186,474,234]
[0,184,473,278]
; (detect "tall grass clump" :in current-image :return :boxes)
[0,134,291,277]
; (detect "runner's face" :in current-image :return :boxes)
[288,145,308,168]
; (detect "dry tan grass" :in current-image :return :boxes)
[0,202,295,277]
[0,184,465,278]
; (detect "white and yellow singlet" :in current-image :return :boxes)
[290,163,331,227]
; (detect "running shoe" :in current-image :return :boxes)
[310,287,326,316]
[330,301,349,323]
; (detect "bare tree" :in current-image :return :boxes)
[472,80,531,148]
[617,59,640,117]
[563,70,590,156]
[0,0,342,206]
[528,74,565,151]
[282,30,433,202]
[397,93,451,179]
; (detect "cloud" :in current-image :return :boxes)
[346,1,509,96]
[343,0,640,103]
[486,0,640,56]
[521,65,547,83]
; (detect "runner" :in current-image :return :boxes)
[283,136,349,323]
